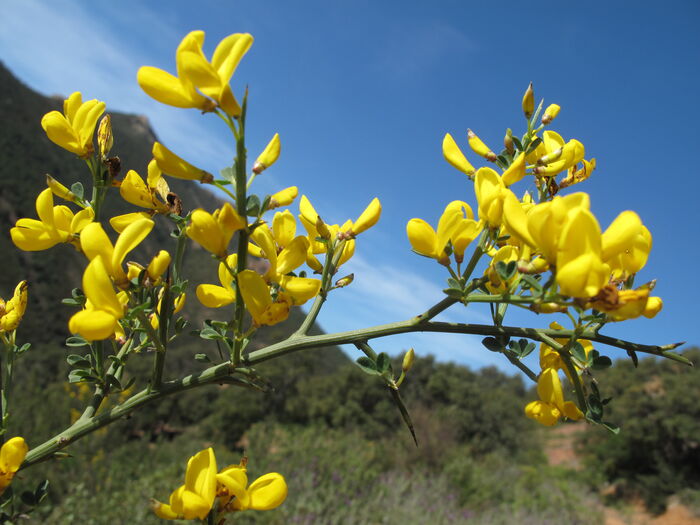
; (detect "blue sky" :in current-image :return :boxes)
[2,0,699,373]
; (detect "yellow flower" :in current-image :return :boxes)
[601,210,652,279]
[152,447,218,520]
[589,282,663,322]
[80,219,155,287]
[238,270,293,326]
[559,158,596,188]
[41,92,105,157]
[0,437,28,495]
[249,221,321,305]
[297,195,356,267]
[119,160,171,213]
[178,32,254,118]
[186,203,245,258]
[531,131,585,177]
[253,133,281,174]
[150,291,186,331]
[153,142,213,183]
[474,167,509,227]
[196,254,238,308]
[525,368,583,427]
[556,207,609,298]
[501,152,526,186]
[10,189,94,251]
[68,256,126,340]
[138,31,215,113]
[539,322,593,379]
[406,202,463,265]
[0,281,28,332]
[448,200,482,263]
[442,133,475,176]
[217,461,288,513]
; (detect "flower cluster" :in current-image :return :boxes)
[409,84,664,426]
[151,448,287,521]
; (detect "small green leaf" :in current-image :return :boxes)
[194,353,211,363]
[511,135,524,152]
[355,356,379,376]
[61,298,82,307]
[481,337,503,352]
[592,355,612,370]
[65,336,89,347]
[70,182,84,200]
[520,274,542,293]
[525,136,543,154]
[446,278,462,290]
[16,343,31,354]
[443,288,464,299]
[34,480,49,504]
[520,342,536,359]
[219,167,235,184]
[376,353,391,374]
[199,327,223,340]
[246,195,261,216]
[66,354,91,368]
[213,179,231,185]
[106,375,123,391]
[570,342,587,364]
[627,349,639,368]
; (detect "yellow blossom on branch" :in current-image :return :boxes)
[0,437,28,495]
[41,92,105,157]
[0,281,28,333]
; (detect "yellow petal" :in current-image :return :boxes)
[442,133,475,175]
[184,448,217,514]
[273,210,297,248]
[187,209,226,257]
[111,218,155,269]
[351,197,381,236]
[109,212,151,233]
[120,170,155,209]
[238,270,272,323]
[137,66,207,108]
[281,276,321,305]
[196,284,236,308]
[268,186,298,209]
[248,473,288,510]
[212,33,254,82]
[277,236,309,275]
[501,152,526,186]
[254,133,281,173]
[406,219,437,258]
[0,437,27,474]
[601,210,643,262]
[153,142,213,183]
[82,256,123,317]
[68,309,119,341]
[41,111,82,155]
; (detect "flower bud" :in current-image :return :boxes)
[504,129,515,155]
[253,133,281,174]
[335,274,354,288]
[542,104,561,125]
[46,174,78,203]
[316,216,331,239]
[267,186,298,209]
[467,129,497,162]
[97,114,113,158]
[402,348,415,373]
[522,82,534,119]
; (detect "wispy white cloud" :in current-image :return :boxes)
[1,0,231,174]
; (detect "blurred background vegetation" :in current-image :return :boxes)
[1,62,699,523]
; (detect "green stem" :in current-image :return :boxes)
[172,225,188,285]
[232,100,249,366]
[79,338,133,421]
[355,341,378,361]
[502,350,538,383]
[294,239,347,336]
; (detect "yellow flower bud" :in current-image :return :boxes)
[152,142,213,183]
[267,186,298,209]
[442,133,475,176]
[402,348,415,372]
[97,114,113,158]
[335,274,354,288]
[0,437,28,495]
[0,281,28,333]
[643,296,663,319]
[253,133,281,174]
[46,174,78,203]
[504,129,515,155]
[542,104,561,124]
[147,250,172,281]
[522,82,534,119]
[467,129,497,162]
